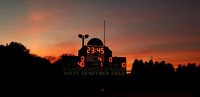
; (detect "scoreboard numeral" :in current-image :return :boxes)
[96,47,101,53]
[87,47,90,53]
[81,56,85,62]
[109,57,112,62]
[91,47,95,54]
[98,57,103,67]
[78,56,85,67]
[101,48,104,54]
[121,62,126,68]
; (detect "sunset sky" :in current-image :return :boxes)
[0,0,200,70]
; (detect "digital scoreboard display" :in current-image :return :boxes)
[86,46,104,62]
[87,46,104,54]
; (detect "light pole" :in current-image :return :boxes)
[78,34,89,47]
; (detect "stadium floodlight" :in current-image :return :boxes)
[78,34,89,47]
[85,34,89,38]
[78,34,83,38]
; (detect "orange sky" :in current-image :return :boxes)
[0,0,200,71]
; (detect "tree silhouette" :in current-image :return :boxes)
[166,63,175,72]
[131,59,176,74]
[0,42,53,94]
[131,59,139,75]
[176,63,200,73]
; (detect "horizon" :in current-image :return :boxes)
[1,41,200,72]
[1,0,200,71]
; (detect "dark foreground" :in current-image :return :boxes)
[2,74,200,97]
[47,74,199,97]
[61,92,195,97]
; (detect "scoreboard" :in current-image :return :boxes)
[77,38,126,69]
[63,38,126,75]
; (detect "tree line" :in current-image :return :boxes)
[131,59,200,74]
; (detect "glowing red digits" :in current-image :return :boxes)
[78,56,85,67]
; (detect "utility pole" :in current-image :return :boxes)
[104,20,105,46]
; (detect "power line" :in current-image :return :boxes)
[92,22,104,37]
